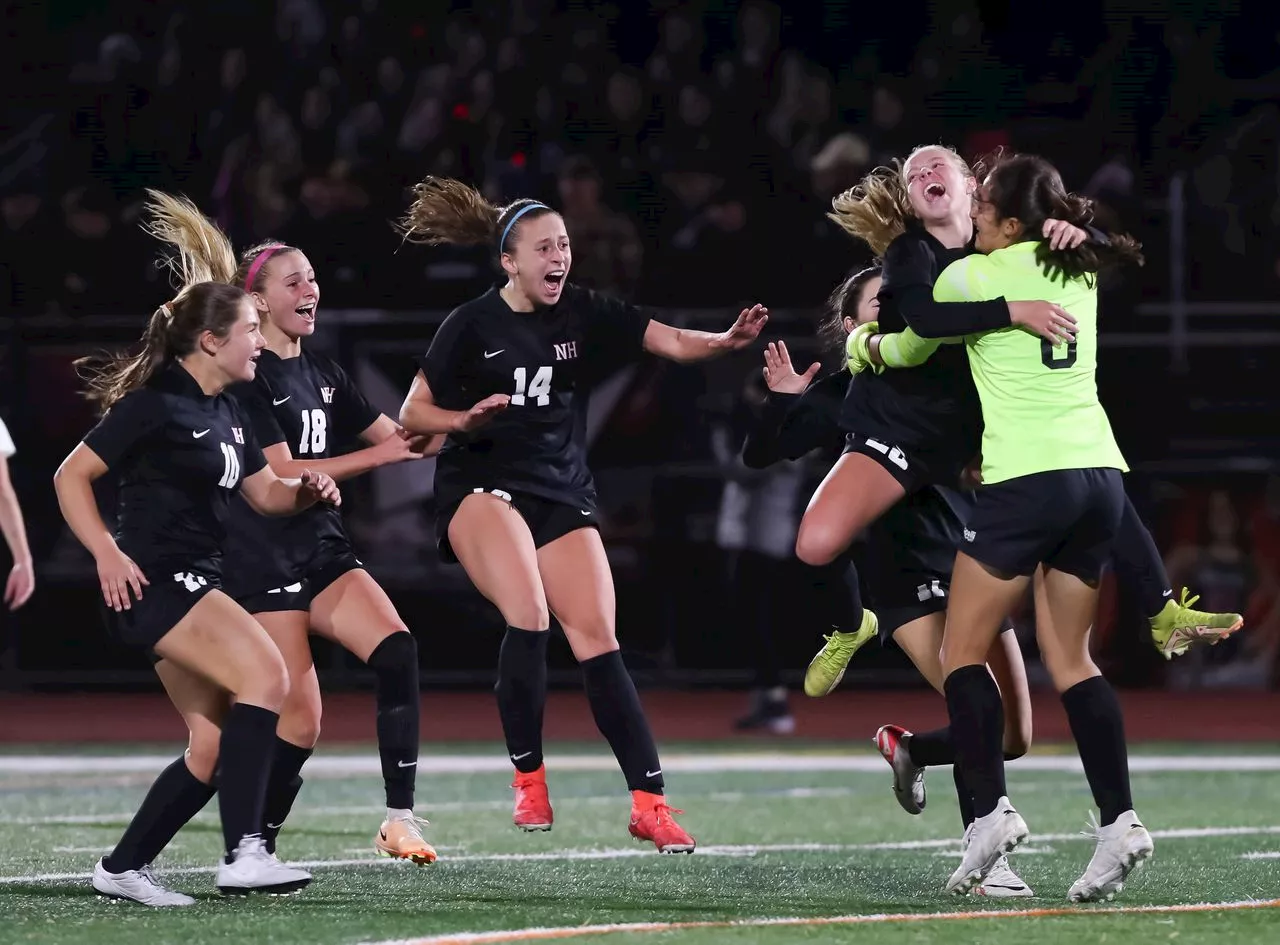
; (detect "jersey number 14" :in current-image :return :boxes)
[511,366,552,406]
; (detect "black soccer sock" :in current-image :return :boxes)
[809,557,864,631]
[495,626,549,774]
[943,664,1007,819]
[261,737,313,854]
[368,631,421,809]
[218,702,280,858]
[581,649,664,795]
[1111,495,1174,619]
[952,763,976,829]
[1061,676,1134,826]
[103,756,216,873]
[906,727,955,767]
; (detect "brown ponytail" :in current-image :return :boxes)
[396,175,557,258]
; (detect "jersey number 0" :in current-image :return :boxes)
[1040,338,1078,370]
[511,366,553,406]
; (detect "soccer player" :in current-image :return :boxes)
[0,416,34,609]
[742,264,1034,897]
[396,177,768,853]
[139,191,441,865]
[908,152,1153,900]
[54,276,335,904]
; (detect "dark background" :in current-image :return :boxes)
[1,0,1278,700]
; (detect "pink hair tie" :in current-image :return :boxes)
[244,245,285,291]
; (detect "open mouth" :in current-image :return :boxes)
[543,270,566,294]
[295,303,317,323]
[924,182,946,199]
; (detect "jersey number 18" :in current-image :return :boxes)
[298,408,327,454]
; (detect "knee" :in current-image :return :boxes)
[278,682,323,748]
[564,615,618,662]
[184,727,221,783]
[501,598,550,633]
[245,647,291,711]
[795,525,838,568]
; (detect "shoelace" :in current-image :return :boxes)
[817,634,852,664]
[1079,810,1104,843]
[137,865,161,887]
[652,803,686,828]
[391,814,431,840]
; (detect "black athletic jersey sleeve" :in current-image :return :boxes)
[83,389,167,469]
[579,286,652,383]
[329,359,381,438]
[233,379,288,449]
[882,233,1011,339]
[742,373,845,469]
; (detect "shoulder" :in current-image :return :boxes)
[934,254,994,302]
[883,228,934,265]
[302,348,344,381]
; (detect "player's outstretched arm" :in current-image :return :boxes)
[240,466,340,516]
[399,371,508,435]
[642,304,769,364]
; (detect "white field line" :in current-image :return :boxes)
[4,824,1280,886]
[355,898,1280,945]
[4,752,1280,776]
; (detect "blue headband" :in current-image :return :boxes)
[499,203,550,253]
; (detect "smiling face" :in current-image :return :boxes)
[252,249,319,339]
[208,296,266,384]
[902,146,974,225]
[971,181,1022,253]
[501,211,571,307]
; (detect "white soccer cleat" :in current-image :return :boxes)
[874,724,926,814]
[92,858,196,907]
[216,835,312,895]
[1068,810,1154,902]
[975,853,1034,898]
[945,796,1028,895]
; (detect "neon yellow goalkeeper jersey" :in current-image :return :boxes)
[932,241,1128,484]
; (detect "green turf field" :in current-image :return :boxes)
[2,745,1278,944]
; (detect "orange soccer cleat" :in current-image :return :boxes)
[512,765,554,832]
[628,790,696,854]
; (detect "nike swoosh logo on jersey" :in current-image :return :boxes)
[273,396,291,405]
[192,430,210,438]
[580,509,591,516]
[484,349,505,358]
[397,760,418,768]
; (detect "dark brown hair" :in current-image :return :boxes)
[980,152,1144,284]
[817,262,882,353]
[395,176,557,259]
[75,191,252,413]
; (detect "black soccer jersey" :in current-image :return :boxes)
[839,226,1004,485]
[223,348,382,596]
[82,361,267,577]
[420,282,651,511]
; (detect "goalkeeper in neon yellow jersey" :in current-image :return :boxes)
[890,152,1156,900]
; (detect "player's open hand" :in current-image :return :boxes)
[1042,218,1088,251]
[95,546,148,612]
[763,341,819,395]
[5,559,33,610]
[300,469,341,507]
[1008,300,1077,345]
[711,304,769,351]
[456,394,510,433]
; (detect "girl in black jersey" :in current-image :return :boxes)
[54,270,338,904]
[397,177,768,853]
[744,263,1034,897]
[140,192,442,866]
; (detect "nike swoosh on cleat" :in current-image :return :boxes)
[397,760,417,768]
[379,830,387,841]
[192,430,210,438]
[273,396,291,405]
